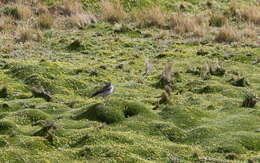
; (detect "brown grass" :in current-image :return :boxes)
[15,4,32,20]
[133,6,167,27]
[209,13,227,27]
[100,0,126,23]
[215,25,240,43]
[37,14,53,29]
[0,0,16,4]
[0,16,16,31]
[169,13,206,36]
[240,6,260,25]
[35,3,49,15]
[68,12,97,28]
[63,0,84,16]
[16,27,34,43]
[240,24,257,40]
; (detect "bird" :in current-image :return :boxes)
[91,82,114,98]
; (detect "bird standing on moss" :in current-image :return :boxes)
[91,82,114,98]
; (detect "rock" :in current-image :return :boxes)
[230,77,249,87]
[196,49,209,56]
[242,94,257,108]
[0,86,7,98]
[248,159,254,163]
[225,153,239,160]
[31,87,51,102]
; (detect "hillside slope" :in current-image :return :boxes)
[0,0,260,162]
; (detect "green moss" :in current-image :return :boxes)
[151,122,186,142]
[0,1,259,161]
[0,137,8,147]
[214,143,247,154]
[15,109,50,125]
[160,105,204,128]
[124,101,149,117]
[0,120,17,135]
[195,85,223,94]
[75,103,125,124]
[184,126,220,143]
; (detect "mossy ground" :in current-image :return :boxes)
[0,0,260,162]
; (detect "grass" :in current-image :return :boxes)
[0,0,260,162]
[100,0,126,23]
[215,25,240,43]
[37,13,53,29]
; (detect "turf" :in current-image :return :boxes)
[0,0,260,162]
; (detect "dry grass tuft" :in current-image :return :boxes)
[240,24,257,40]
[35,3,49,15]
[63,0,84,16]
[240,6,260,25]
[169,13,207,36]
[0,16,16,31]
[209,13,227,27]
[37,13,53,29]
[15,3,32,20]
[215,25,240,43]
[69,12,97,28]
[133,6,167,27]
[16,27,34,43]
[100,0,126,23]
[0,0,16,4]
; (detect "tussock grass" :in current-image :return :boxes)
[37,13,53,29]
[35,3,49,15]
[16,27,34,42]
[63,0,84,16]
[15,3,32,20]
[215,25,240,42]
[240,24,257,40]
[240,6,260,25]
[133,6,167,27]
[68,12,97,28]
[100,0,126,23]
[169,13,207,36]
[0,16,16,31]
[209,13,227,27]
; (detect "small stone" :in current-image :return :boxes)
[0,86,8,98]
[196,49,209,56]
[225,153,239,160]
[248,159,254,163]
[31,87,51,102]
